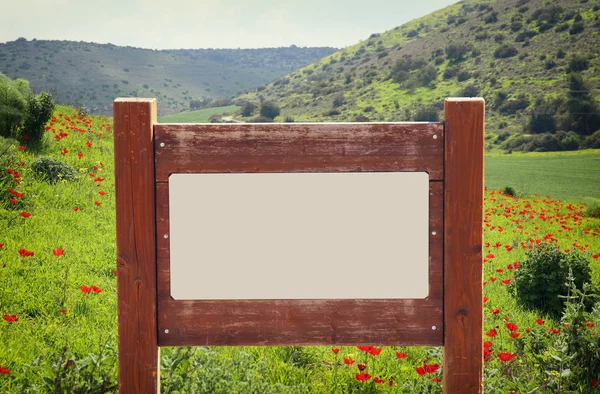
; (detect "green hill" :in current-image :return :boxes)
[0,39,336,116]
[233,0,600,152]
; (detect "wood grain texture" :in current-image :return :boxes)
[443,98,484,393]
[154,123,444,182]
[114,99,160,394]
[155,181,444,347]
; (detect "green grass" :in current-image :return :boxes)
[158,105,240,123]
[1,107,600,392]
[485,149,600,205]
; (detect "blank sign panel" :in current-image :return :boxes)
[168,172,429,300]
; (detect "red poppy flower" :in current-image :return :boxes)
[80,285,92,294]
[432,378,441,383]
[486,329,497,337]
[72,207,79,211]
[3,314,18,323]
[355,372,371,381]
[498,352,516,362]
[95,201,101,206]
[490,277,497,282]
[357,364,367,371]
[114,269,117,276]
[549,328,561,334]
[525,328,531,333]
[496,268,504,273]
[373,377,385,384]
[20,211,31,218]
[416,366,426,376]
[510,332,521,339]
[484,341,493,349]
[17,145,26,151]
[343,358,355,365]
[388,379,393,387]
[0,243,3,248]
[9,198,17,204]
[585,321,594,328]
[492,308,500,315]
[86,141,92,148]
[77,152,83,159]
[368,347,382,356]
[357,346,374,352]
[95,177,104,182]
[52,248,64,257]
[331,348,340,354]
[0,366,10,374]
[536,318,544,325]
[592,379,599,387]
[483,297,488,303]
[91,285,103,293]
[98,191,106,196]
[18,249,34,257]
[506,323,518,332]
[61,148,69,155]
[501,279,511,285]
[424,363,439,374]
[396,352,408,359]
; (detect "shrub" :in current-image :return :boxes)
[0,137,20,209]
[251,116,273,123]
[568,55,589,72]
[353,114,370,122]
[509,243,592,318]
[494,44,518,58]
[569,21,585,35]
[460,84,480,97]
[31,157,78,183]
[445,43,470,61]
[502,186,517,196]
[457,70,471,81]
[21,92,55,145]
[0,74,27,138]
[499,97,530,115]
[259,101,280,120]
[283,116,294,123]
[582,130,600,148]
[560,131,580,150]
[443,67,458,80]
[414,107,439,121]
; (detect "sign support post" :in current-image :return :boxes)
[443,98,484,393]
[114,98,160,393]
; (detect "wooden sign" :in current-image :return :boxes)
[113,98,484,393]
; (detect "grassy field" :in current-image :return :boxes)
[485,149,600,206]
[158,105,240,123]
[1,107,599,392]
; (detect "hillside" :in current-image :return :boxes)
[234,0,600,151]
[0,39,336,115]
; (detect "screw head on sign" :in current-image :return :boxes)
[432,231,437,236]
[165,329,169,334]
[164,234,169,239]
[433,135,438,139]
[159,142,165,147]
[432,325,437,331]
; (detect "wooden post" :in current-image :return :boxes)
[443,98,484,393]
[114,98,160,394]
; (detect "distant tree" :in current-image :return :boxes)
[0,74,27,138]
[494,44,518,59]
[418,65,438,86]
[259,101,280,120]
[566,73,600,135]
[189,99,203,110]
[528,98,557,134]
[332,92,345,108]
[241,101,257,117]
[460,84,480,97]
[22,92,55,144]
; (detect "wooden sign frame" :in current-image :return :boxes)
[113,98,484,393]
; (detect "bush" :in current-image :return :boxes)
[259,101,280,120]
[445,43,470,61]
[0,74,27,138]
[560,131,580,150]
[31,157,78,183]
[568,55,589,72]
[251,116,273,123]
[460,84,480,97]
[21,92,55,145]
[502,186,517,196]
[494,44,518,58]
[509,243,592,318]
[414,107,439,121]
[0,137,20,209]
[582,130,600,148]
[569,21,585,35]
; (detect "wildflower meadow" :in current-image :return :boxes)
[1,106,599,393]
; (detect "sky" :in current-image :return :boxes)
[1,0,460,50]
